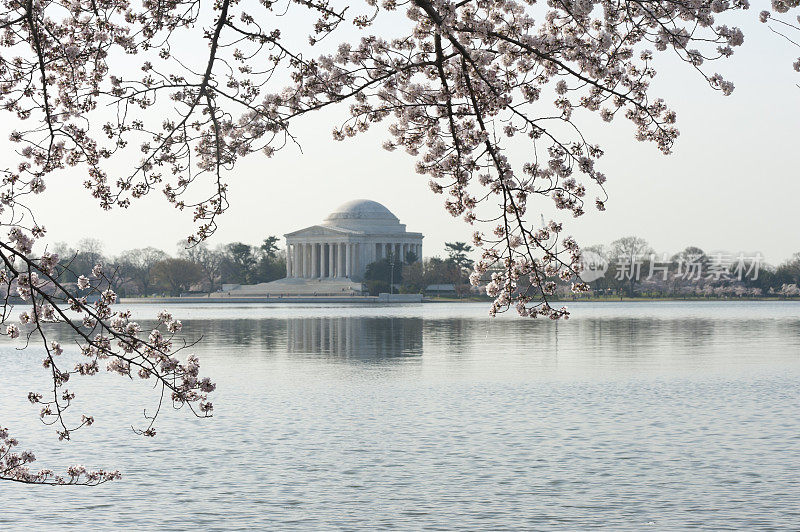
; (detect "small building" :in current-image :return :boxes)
[425,284,456,295]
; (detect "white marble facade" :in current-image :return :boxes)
[284,200,423,282]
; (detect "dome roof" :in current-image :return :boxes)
[323,199,405,233]
[324,199,399,222]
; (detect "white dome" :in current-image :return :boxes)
[323,199,406,233]
[324,199,399,222]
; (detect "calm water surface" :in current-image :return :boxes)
[1,301,799,530]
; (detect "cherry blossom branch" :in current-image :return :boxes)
[0,0,794,483]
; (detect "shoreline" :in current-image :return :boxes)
[119,295,422,304]
[117,295,800,304]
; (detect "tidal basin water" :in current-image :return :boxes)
[1,301,799,530]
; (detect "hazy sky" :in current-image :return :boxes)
[19,6,800,265]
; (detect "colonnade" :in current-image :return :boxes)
[373,242,422,264]
[285,241,422,279]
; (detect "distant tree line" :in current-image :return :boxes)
[547,236,800,299]
[44,238,479,298]
[49,235,798,300]
[361,241,477,296]
[398,236,800,300]
[47,237,286,297]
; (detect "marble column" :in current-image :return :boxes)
[328,243,335,278]
[319,243,325,278]
[311,243,318,278]
[298,244,303,277]
[345,243,351,278]
[337,243,345,278]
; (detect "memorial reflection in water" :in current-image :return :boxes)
[286,317,423,358]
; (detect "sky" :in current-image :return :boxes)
[17,4,800,266]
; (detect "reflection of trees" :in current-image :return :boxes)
[786,320,800,340]
[567,318,718,356]
[419,316,726,361]
[28,313,800,367]
[287,317,423,360]
[36,319,285,353]
[423,319,475,353]
[181,319,284,352]
[422,318,561,359]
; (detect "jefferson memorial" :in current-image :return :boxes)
[285,199,423,281]
[224,199,423,295]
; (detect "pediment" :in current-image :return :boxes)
[284,225,361,238]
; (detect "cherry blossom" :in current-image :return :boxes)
[1,229,215,483]
[0,0,797,484]
[1,426,120,485]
